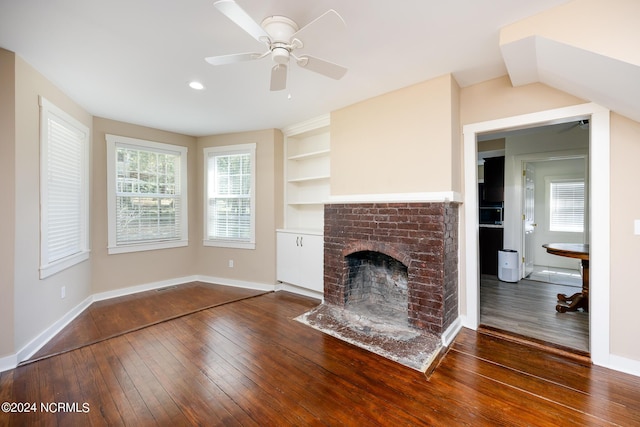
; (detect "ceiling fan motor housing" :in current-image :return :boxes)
[261,15,299,43]
[262,16,299,65]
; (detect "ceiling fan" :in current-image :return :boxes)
[559,119,590,133]
[206,0,348,91]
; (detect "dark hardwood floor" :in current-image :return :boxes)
[27,282,267,363]
[2,290,639,426]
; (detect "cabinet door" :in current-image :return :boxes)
[479,227,504,275]
[297,234,324,292]
[277,232,302,285]
[484,156,505,203]
[276,232,324,292]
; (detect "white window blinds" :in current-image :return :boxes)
[550,180,584,232]
[106,135,188,254]
[204,144,256,249]
[115,147,181,244]
[39,97,90,278]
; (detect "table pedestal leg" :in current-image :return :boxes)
[555,259,589,313]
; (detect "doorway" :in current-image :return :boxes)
[478,138,589,351]
[463,103,611,366]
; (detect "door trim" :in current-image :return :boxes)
[462,102,610,367]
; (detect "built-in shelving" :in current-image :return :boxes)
[282,114,330,232]
[277,115,329,297]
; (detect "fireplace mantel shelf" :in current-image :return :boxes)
[325,191,463,204]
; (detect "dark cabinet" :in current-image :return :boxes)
[482,156,504,203]
[479,227,504,276]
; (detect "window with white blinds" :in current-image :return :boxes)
[550,180,585,232]
[106,135,188,254]
[39,97,90,278]
[204,144,256,249]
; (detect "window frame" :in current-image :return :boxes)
[547,176,585,233]
[39,96,90,278]
[203,143,256,250]
[106,134,189,254]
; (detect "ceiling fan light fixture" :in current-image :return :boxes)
[271,46,290,65]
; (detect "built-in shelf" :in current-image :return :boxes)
[287,175,330,183]
[288,201,325,206]
[288,149,330,161]
[282,114,330,233]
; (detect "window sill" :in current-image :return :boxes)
[108,239,188,255]
[40,250,90,279]
[203,239,255,250]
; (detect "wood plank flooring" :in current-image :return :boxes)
[27,282,267,363]
[480,274,589,352]
[2,290,639,426]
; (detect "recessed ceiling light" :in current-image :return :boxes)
[188,81,205,90]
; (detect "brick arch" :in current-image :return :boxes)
[341,241,412,268]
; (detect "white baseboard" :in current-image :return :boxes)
[441,317,463,347]
[196,275,276,293]
[606,354,640,378]
[92,275,200,302]
[16,295,93,364]
[275,282,323,301]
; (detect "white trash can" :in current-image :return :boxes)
[498,249,519,283]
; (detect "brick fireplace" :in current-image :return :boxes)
[324,202,459,337]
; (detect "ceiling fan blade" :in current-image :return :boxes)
[270,64,287,91]
[205,52,265,66]
[296,55,347,80]
[213,0,270,43]
[291,9,346,42]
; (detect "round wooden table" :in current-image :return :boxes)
[542,243,589,313]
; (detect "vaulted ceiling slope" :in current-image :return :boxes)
[1,0,636,136]
[500,0,640,124]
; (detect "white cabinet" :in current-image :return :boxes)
[276,230,324,293]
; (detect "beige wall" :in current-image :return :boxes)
[196,129,283,286]
[461,76,585,125]
[331,74,459,195]
[0,49,16,357]
[13,55,94,352]
[609,113,640,359]
[91,118,198,293]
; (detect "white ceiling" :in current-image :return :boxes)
[0,0,571,136]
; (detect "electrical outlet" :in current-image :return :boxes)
[61,286,66,299]
[635,219,640,235]
[228,259,234,268]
